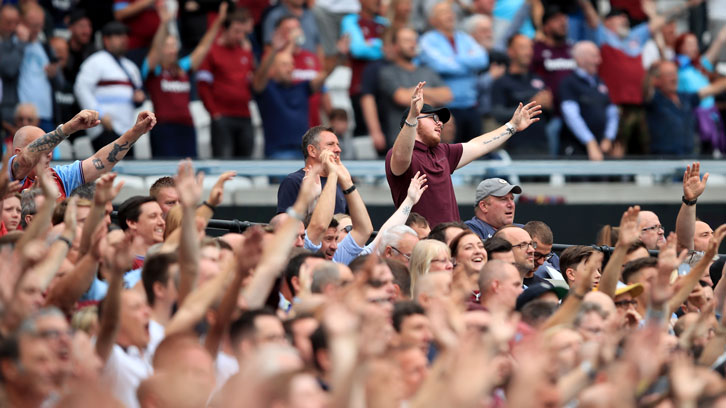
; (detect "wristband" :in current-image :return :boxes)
[682,195,697,206]
[504,122,516,135]
[404,118,417,127]
[342,184,356,195]
[56,124,67,139]
[286,206,304,222]
[57,236,72,248]
[202,201,215,211]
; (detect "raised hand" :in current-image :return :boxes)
[705,224,726,258]
[320,150,337,176]
[36,165,59,200]
[658,232,688,275]
[617,205,641,248]
[208,171,236,207]
[683,162,708,201]
[236,226,264,276]
[575,251,600,294]
[66,110,100,133]
[93,173,124,206]
[409,81,425,119]
[102,230,134,273]
[131,111,157,136]
[0,144,20,198]
[509,101,542,132]
[298,164,322,207]
[406,171,428,204]
[174,159,204,207]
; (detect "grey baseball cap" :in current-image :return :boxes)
[475,178,522,204]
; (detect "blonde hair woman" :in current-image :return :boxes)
[408,239,453,297]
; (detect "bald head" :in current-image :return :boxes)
[478,259,518,293]
[572,41,601,75]
[637,210,665,250]
[13,126,46,152]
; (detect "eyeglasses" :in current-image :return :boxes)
[641,224,664,232]
[533,251,553,262]
[614,299,638,309]
[390,246,411,260]
[36,328,74,340]
[417,113,440,123]
[512,241,537,250]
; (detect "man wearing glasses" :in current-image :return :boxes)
[494,225,548,288]
[385,81,541,228]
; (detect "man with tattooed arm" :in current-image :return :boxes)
[8,109,156,199]
[385,81,541,227]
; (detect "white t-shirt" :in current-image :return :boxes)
[214,351,239,391]
[102,323,165,408]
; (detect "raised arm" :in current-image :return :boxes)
[306,151,338,245]
[95,232,133,362]
[204,227,264,357]
[577,0,601,29]
[81,111,156,183]
[457,101,541,169]
[368,172,427,251]
[12,110,99,181]
[15,167,58,253]
[190,2,227,70]
[390,81,425,176]
[115,0,155,21]
[598,206,640,298]
[28,197,77,290]
[252,32,290,93]
[542,252,598,330]
[704,26,726,66]
[676,162,708,252]
[335,160,373,247]
[144,1,173,74]
[668,227,724,314]
[174,160,203,305]
[242,166,320,308]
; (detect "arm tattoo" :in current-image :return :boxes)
[106,141,130,163]
[92,158,105,170]
[481,130,510,145]
[402,205,412,216]
[27,130,66,153]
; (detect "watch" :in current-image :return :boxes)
[682,195,697,206]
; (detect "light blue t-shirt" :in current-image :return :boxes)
[304,230,365,265]
[18,41,53,119]
[677,55,714,108]
[8,155,85,196]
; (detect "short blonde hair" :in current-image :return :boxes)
[163,204,182,239]
[408,239,451,297]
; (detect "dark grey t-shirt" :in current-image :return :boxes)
[379,64,447,146]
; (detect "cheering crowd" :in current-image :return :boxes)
[2,0,726,160]
[0,62,724,406]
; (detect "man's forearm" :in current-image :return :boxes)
[675,203,696,252]
[308,172,338,244]
[178,205,199,305]
[390,125,416,176]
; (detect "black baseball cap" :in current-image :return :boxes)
[399,104,451,128]
[101,21,129,37]
[68,9,89,26]
[515,281,568,311]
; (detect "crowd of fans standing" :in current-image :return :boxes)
[2,0,726,160]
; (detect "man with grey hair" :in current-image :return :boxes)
[19,187,44,228]
[310,261,353,295]
[465,178,522,241]
[558,40,619,160]
[378,225,419,267]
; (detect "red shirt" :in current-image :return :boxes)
[145,61,194,126]
[116,0,160,49]
[385,141,463,228]
[197,42,254,118]
[349,16,386,96]
[292,49,323,127]
[598,44,645,105]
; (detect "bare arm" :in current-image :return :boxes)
[12,110,99,181]
[81,111,156,183]
[668,227,725,314]
[368,172,427,250]
[676,162,708,252]
[598,206,640,298]
[29,197,77,290]
[242,166,320,308]
[15,168,58,253]
[458,102,541,169]
[578,0,601,29]
[95,233,133,362]
[698,77,726,99]
[174,160,203,306]
[390,81,425,176]
[144,2,172,73]
[115,0,154,21]
[306,152,338,245]
[336,161,373,247]
[252,31,290,94]
[542,253,598,330]
[392,86,453,107]
[190,3,227,70]
[704,26,726,66]
[44,252,100,314]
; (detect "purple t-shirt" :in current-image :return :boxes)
[385,141,463,227]
[531,41,576,103]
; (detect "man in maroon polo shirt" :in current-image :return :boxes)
[385,82,541,228]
